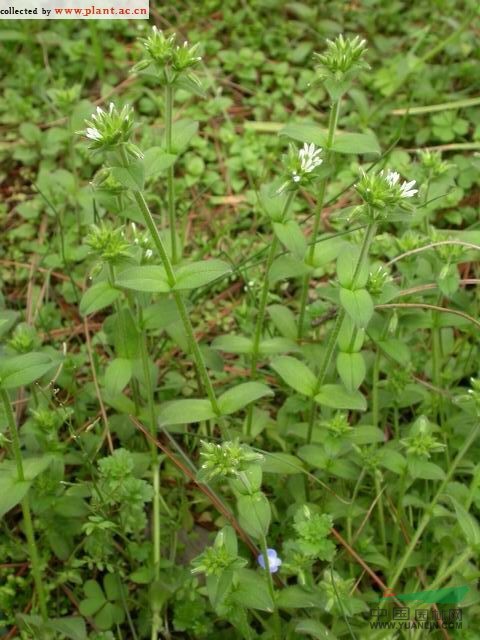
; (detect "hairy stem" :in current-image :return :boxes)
[297,98,341,339]
[246,191,295,436]
[165,83,178,264]
[131,189,220,414]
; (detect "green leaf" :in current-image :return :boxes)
[237,492,271,540]
[48,618,87,640]
[271,356,317,397]
[449,497,480,547]
[115,266,171,293]
[168,119,199,153]
[207,571,234,611]
[438,263,460,298]
[80,281,120,316]
[104,358,132,396]
[0,477,31,518]
[297,445,327,469]
[258,183,290,222]
[142,300,182,331]
[277,586,318,609]
[104,574,121,601]
[347,425,385,445]
[218,382,273,415]
[407,458,445,480]
[262,452,305,474]
[375,338,410,366]
[259,337,300,355]
[336,352,366,392]
[267,304,297,339]
[273,220,307,260]
[0,353,55,389]
[315,384,367,411]
[211,335,253,354]
[280,122,327,147]
[295,618,338,639]
[111,160,145,190]
[143,147,177,179]
[332,131,381,155]
[337,315,365,352]
[280,123,380,155]
[379,449,407,474]
[336,245,369,289]
[173,259,231,290]
[271,254,309,283]
[312,236,347,268]
[23,455,55,479]
[0,310,19,338]
[231,569,274,612]
[339,288,374,328]
[79,581,105,617]
[158,399,216,425]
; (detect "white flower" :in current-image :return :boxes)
[145,249,153,259]
[277,142,323,194]
[399,179,418,198]
[383,170,400,187]
[381,169,418,198]
[298,142,323,174]
[85,127,102,141]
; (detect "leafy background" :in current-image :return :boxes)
[1,0,480,638]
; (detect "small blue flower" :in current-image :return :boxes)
[257,548,282,573]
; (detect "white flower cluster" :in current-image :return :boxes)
[382,170,418,198]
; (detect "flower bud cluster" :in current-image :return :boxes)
[199,439,263,481]
[133,26,202,84]
[278,142,323,194]
[86,222,130,263]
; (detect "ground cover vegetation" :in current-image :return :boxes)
[1,1,480,638]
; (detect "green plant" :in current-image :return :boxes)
[2,6,480,639]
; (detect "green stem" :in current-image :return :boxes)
[137,309,161,600]
[386,423,480,593]
[1,389,48,621]
[374,472,387,554]
[307,222,376,444]
[259,536,280,637]
[250,236,279,377]
[151,464,161,640]
[346,468,366,546]
[131,189,220,415]
[297,98,340,339]
[305,396,317,444]
[391,471,408,565]
[372,349,381,429]
[246,192,295,436]
[165,84,177,264]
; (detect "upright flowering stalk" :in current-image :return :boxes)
[305,167,418,443]
[245,142,323,436]
[80,102,221,640]
[297,35,368,338]
[133,27,203,264]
